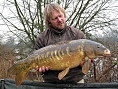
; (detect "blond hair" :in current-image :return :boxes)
[44,3,66,28]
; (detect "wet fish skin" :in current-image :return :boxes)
[7,39,110,86]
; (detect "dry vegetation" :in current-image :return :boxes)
[0,43,44,82]
[0,44,15,79]
[0,39,118,83]
[84,38,118,83]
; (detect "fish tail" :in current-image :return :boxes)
[8,63,31,86]
[15,71,27,86]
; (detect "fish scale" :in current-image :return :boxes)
[7,39,111,86]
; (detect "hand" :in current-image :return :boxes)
[90,59,94,63]
[80,59,94,66]
[80,60,84,66]
[35,66,49,73]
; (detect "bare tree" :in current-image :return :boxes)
[0,0,118,48]
[0,0,118,82]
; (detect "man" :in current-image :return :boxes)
[34,3,86,83]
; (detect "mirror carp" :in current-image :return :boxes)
[7,39,111,86]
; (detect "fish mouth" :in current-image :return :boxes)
[103,49,111,56]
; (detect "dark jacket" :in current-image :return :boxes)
[34,25,86,83]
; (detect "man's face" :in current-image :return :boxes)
[49,10,66,30]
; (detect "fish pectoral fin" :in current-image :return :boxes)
[82,60,90,74]
[15,72,27,86]
[58,68,70,80]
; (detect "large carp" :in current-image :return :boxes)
[8,39,110,86]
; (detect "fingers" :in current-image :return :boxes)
[35,66,39,70]
[45,66,49,71]
[80,59,94,66]
[90,59,94,63]
[35,66,49,73]
[39,66,45,72]
[80,60,84,66]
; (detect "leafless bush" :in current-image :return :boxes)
[0,44,15,79]
[85,38,118,83]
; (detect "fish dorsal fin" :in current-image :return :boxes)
[53,41,70,46]
[82,57,90,74]
[58,68,70,80]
